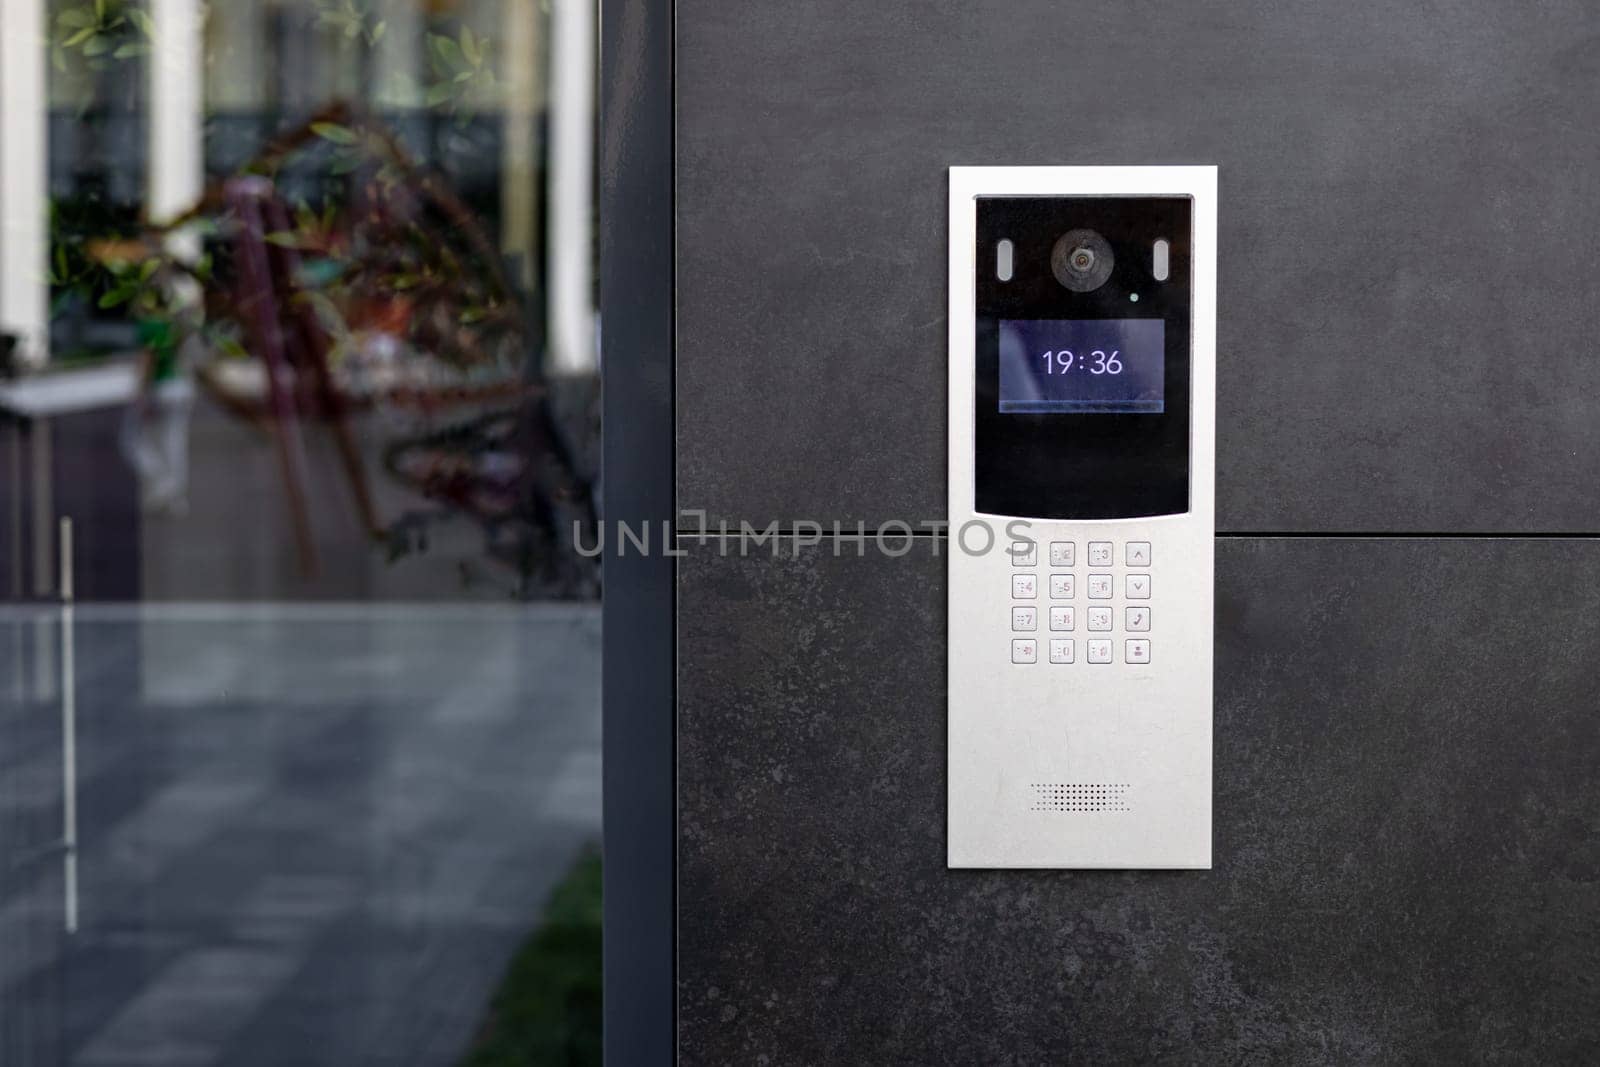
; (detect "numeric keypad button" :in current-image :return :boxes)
[1087,607,1112,631]
[1049,639,1074,664]
[1088,542,1113,567]
[1126,606,1150,632]
[1049,574,1075,599]
[1049,606,1075,631]
[1011,574,1037,599]
[1048,541,1076,567]
[1010,541,1037,567]
[1011,606,1037,632]
[1087,639,1113,664]
[1126,574,1150,599]
[1088,574,1112,599]
[1011,639,1037,664]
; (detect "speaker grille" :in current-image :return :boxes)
[1029,782,1130,812]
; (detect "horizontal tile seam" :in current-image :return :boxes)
[670,530,1600,541]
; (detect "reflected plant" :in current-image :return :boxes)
[263,198,345,252]
[424,26,496,112]
[304,0,499,116]
[39,1,591,590]
[315,0,387,48]
[52,0,152,71]
[48,196,134,310]
[55,0,507,117]
[51,217,248,359]
[301,121,409,182]
[95,257,165,315]
[231,107,526,375]
[49,98,521,379]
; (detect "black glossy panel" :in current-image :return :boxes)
[678,538,1600,1063]
[975,196,1192,519]
[677,1,1600,531]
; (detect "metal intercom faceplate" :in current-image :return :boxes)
[947,166,1216,869]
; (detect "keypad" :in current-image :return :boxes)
[1008,539,1157,665]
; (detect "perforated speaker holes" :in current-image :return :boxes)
[1029,783,1130,813]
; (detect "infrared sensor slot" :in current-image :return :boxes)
[1152,239,1170,281]
[997,239,1014,281]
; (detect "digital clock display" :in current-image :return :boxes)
[998,319,1165,414]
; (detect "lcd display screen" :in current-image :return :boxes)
[998,319,1165,414]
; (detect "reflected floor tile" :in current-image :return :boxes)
[0,604,601,1066]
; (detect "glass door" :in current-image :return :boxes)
[0,2,601,1062]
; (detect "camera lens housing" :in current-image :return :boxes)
[1051,228,1115,292]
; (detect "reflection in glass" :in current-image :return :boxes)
[0,2,601,1062]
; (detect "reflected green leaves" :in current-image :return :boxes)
[53,0,151,73]
[425,25,496,112]
[50,0,501,120]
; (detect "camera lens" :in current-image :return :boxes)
[1051,229,1114,292]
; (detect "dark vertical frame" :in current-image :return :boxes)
[600,0,676,1063]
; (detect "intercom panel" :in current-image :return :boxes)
[947,166,1215,869]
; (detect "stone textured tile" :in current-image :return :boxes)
[677,538,1600,1064]
[677,1,1600,531]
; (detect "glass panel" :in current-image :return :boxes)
[1,1,601,1061]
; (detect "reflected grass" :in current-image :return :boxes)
[461,846,602,1067]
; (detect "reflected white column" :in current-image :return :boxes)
[502,0,544,292]
[547,0,596,375]
[0,0,50,368]
[372,0,424,109]
[148,0,205,258]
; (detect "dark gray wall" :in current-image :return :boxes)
[678,0,1600,532]
[679,541,1599,1063]
[674,1,1600,1062]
